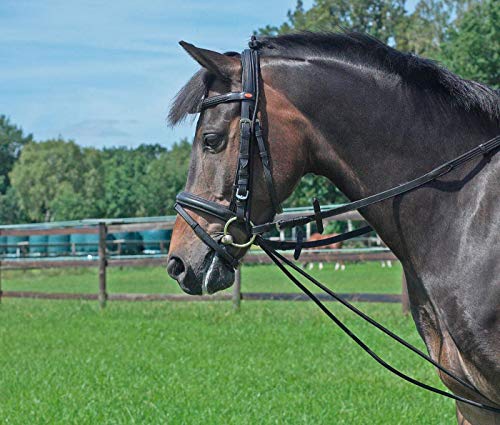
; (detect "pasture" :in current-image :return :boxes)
[1,262,401,295]
[0,263,456,424]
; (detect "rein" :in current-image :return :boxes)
[174,37,500,413]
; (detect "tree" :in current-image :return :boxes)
[283,173,347,208]
[9,138,102,222]
[0,115,33,194]
[0,187,29,224]
[259,0,407,45]
[140,139,191,216]
[101,144,167,218]
[440,0,499,86]
[257,0,498,80]
[397,0,474,57]
[79,147,106,218]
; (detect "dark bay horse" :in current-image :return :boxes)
[166,32,499,424]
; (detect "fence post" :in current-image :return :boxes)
[401,272,410,315]
[0,230,2,304]
[0,259,2,305]
[98,223,108,308]
[233,266,242,310]
[306,222,311,239]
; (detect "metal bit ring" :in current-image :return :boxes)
[221,217,256,248]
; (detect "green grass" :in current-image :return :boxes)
[0,299,455,424]
[1,262,403,295]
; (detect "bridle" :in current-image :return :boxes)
[175,42,282,269]
[173,37,500,413]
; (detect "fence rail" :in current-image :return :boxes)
[1,291,402,303]
[0,211,409,313]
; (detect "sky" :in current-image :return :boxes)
[0,0,314,149]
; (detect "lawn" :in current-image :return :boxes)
[0,263,457,424]
[1,261,403,295]
[0,300,455,425]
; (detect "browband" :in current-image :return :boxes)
[200,92,254,111]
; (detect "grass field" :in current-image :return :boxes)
[0,263,457,424]
[1,261,403,295]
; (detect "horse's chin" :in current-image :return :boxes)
[202,254,235,294]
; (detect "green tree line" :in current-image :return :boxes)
[259,0,498,86]
[1,0,497,224]
[0,117,191,224]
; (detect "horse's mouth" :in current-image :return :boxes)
[202,253,235,294]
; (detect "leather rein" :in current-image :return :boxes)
[174,38,500,413]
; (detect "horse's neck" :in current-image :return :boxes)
[281,61,495,262]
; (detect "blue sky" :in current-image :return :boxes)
[0,0,314,149]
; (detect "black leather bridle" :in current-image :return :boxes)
[174,42,282,269]
[173,38,500,413]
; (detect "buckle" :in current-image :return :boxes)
[236,189,249,200]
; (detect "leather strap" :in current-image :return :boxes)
[233,50,255,222]
[252,134,500,234]
[200,92,253,110]
[312,198,323,234]
[176,191,235,222]
[255,120,282,213]
[293,228,304,260]
[263,225,373,251]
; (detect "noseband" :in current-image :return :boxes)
[173,37,500,413]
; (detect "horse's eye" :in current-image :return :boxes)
[203,133,223,150]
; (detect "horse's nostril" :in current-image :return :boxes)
[167,256,186,279]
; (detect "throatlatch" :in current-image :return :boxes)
[173,36,500,413]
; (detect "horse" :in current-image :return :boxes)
[166,32,499,424]
[302,232,345,271]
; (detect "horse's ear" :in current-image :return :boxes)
[179,41,239,81]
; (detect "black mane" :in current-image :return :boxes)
[168,31,499,125]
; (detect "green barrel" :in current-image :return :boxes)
[106,234,116,253]
[111,232,142,255]
[0,235,7,255]
[29,235,48,255]
[47,234,70,256]
[70,233,114,255]
[140,230,170,254]
[69,233,87,255]
[84,233,99,254]
[6,235,28,255]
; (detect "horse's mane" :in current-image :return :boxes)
[168,31,499,126]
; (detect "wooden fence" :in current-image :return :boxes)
[0,214,410,313]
